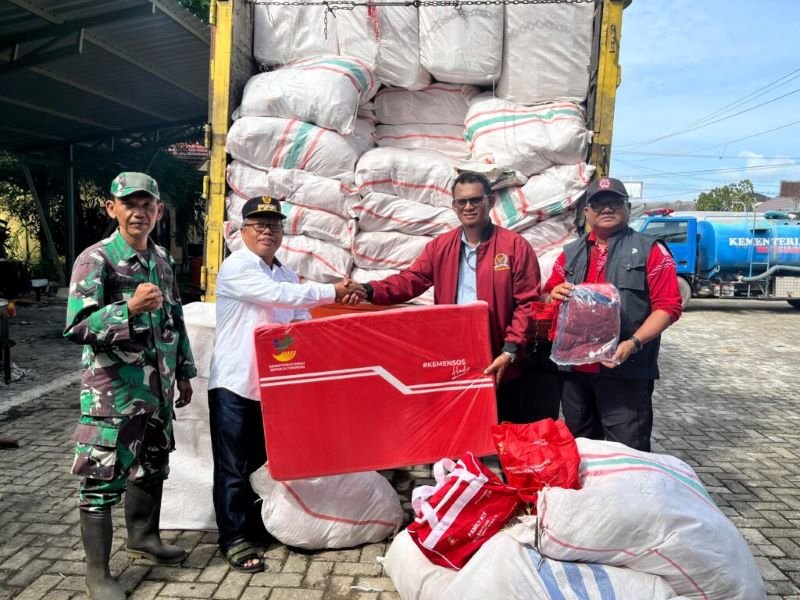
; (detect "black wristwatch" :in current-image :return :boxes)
[629,334,643,353]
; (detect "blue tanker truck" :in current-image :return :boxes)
[631,210,800,309]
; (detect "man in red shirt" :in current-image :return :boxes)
[348,172,547,423]
[545,177,682,451]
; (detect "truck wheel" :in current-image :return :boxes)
[788,300,800,310]
[677,277,692,308]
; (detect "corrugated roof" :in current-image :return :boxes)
[0,0,210,152]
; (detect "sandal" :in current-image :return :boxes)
[222,539,264,573]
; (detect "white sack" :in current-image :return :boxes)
[346,118,377,157]
[223,220,242,253]
[227,162,358,219]
[277,235,353,283]
[419,6,503,84]
[489,163,593,231]
[254,4,338,66]
[238,56,377,134]
[355,147,455,207]
[352,231,431,271]
[350,267,434,306]
[383,527,679,600]
[466,95,591,176]
[227,117,358,181]
[337,4,431,90]
[282,202,355,250]
[351,192,459,236]
[536,245,570,288]
[250,466,403,550]
[498,2,595,104]
[162,302,218,531]
[375,124,469,161]
[225,193,246,226]
[537,439,766,600]
[375,84,479,125]
[519,210,576,255]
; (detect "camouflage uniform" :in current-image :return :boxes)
[65,229,196,510]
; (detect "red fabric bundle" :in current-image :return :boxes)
[491,419,581,505]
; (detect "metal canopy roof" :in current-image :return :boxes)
[0,0,210,152]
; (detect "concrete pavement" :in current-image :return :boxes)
[1,298,799,599]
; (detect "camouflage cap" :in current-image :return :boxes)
[110,172,160,200]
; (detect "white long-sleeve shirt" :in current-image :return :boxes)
[209,245,335,401]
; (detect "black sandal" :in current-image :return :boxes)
[222,539,264,573]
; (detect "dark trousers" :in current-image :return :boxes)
[208,388,269,550]
[496,343,562,424]
[560,372,654,452]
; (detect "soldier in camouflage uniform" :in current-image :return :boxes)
[64,172,196,600]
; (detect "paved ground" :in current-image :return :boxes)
[0,298,799,599]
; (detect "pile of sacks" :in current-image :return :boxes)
[223,2,604,293]
[381,421,766,600]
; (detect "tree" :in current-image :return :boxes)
[695,179,757,211]
[178,0,210,22]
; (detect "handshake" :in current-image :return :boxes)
[333,277,368,305]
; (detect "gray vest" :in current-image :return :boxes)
[562,226,661,380]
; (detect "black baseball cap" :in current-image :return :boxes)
[241,195,287,220]
[586,177,629,204]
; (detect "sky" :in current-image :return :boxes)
[610,0,800,202]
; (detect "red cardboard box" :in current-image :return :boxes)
[255,302,497,480]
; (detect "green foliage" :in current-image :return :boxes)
[178,0,210,22]
[695,179,757,211]
[0,125,205,280]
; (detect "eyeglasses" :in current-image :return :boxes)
[588,198,627,212]
[454,195,490,208]
[243,222,283,234]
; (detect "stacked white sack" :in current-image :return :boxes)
[465,95,591,177]
[519,210,577,256]
[351,192,459,237]
[348,190,455,305]
[375,84,478,125]
[224,162,357,279]
[238,56,379,135]
[352,231,431,272]
[337,3,430,90]
[227,162,358,219]
[498,2,595,104]
[419,6,503,85]
[355,147,456,208]
[351,267,434,306]
[382,527,680,600]
[489,163,594,232]
[278,235,353,283]
[227,117,358,181]
[254,4,338,66]
[537,439,766,600]
[373,84,475,160]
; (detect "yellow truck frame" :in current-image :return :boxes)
[202,0,628,301]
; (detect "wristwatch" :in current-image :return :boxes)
[629,335,643,353]
[502,351,517,363]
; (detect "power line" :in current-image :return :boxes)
[616,161,800,179]
[675,68,800,132]
[619,87,800,149]
[619,66,800,148]
[615,118,800,160]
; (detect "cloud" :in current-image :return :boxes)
[736,151,800,191]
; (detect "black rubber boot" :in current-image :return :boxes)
[80,508,126,600]
[125,479,186,564]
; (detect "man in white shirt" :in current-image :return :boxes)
[208,195,352,572]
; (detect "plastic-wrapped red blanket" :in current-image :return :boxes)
[550,283,620,366]
[254,303,497,480]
